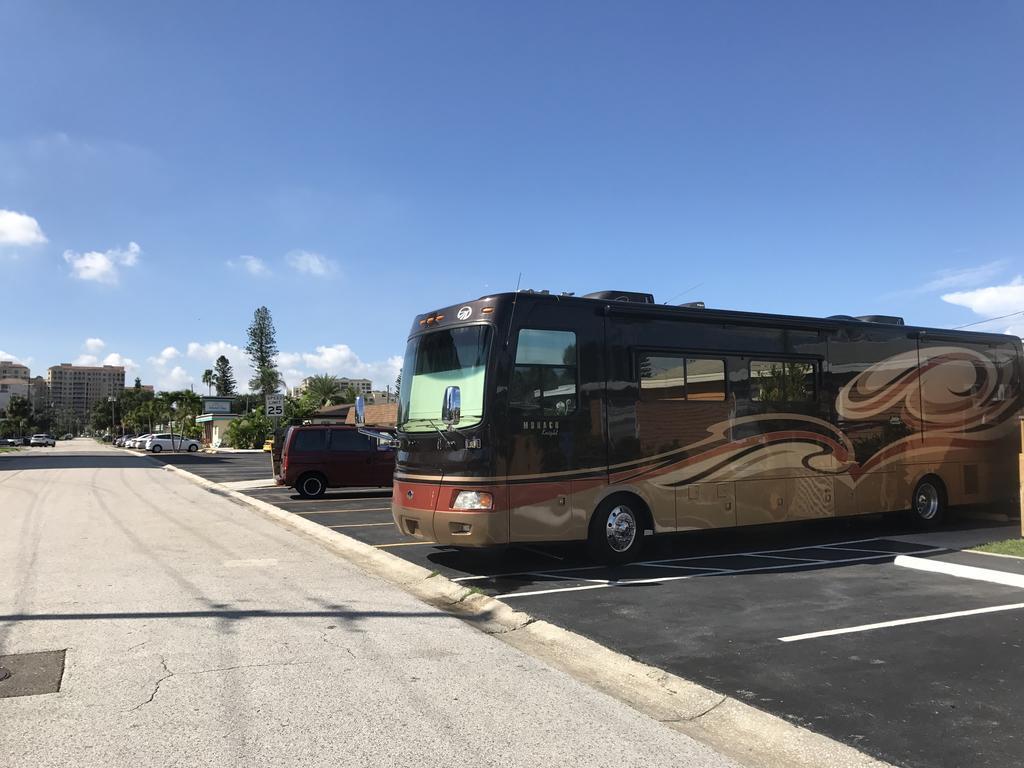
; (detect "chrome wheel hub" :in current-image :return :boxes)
[915,483,939,520]
[605,505,637,553]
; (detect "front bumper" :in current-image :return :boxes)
[391,479,509,547]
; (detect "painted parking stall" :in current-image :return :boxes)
[149,451,1024,768]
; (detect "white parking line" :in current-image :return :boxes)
[453,536,930,583]
[494,549,947,599]
[779,602,1024,642]
[298,507,391,515]
[894,555,1024,590]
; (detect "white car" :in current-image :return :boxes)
[30,434,56,447]
[145,433,200,453]
[128,434,152,449]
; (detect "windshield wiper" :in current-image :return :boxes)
[425,419,457,449]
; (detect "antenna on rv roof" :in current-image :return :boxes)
[505,272,523,348]
[955,309,1024,330]
[662,282,704,305]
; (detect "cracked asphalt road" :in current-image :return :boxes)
[0,440,740,768]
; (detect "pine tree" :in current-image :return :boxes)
[214,355,237,396]
[245,306,281,396]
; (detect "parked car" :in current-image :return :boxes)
[5,437,22,446]
[145,434,200,453]
[262,436,274,452]
[277,424,394,498]
[114,434,134,447]
[61,433,74,440]
[30,434,56,447]
[128,434,152,449]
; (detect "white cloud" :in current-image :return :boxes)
[187,340,254,389]
[286,249,337,277]
[148,346,181,367]
[942,276,1024,318]
[73,351,138,371]
[187,340,245,363]
[917,260,1008,294]
[102,352,138,371]
[227,254,270,276]
[84,337,105,352]
[1005,322,1024,339]
[0,209,47,246]
[158,365,193,391]
[0,350,32,365]
[63,241,141,284]
[283,343,402,389]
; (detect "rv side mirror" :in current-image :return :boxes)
[354,396,366,427]
[441,386,461,428]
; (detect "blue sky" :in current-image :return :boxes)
[2,2,1022,391]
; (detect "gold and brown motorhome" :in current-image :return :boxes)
[362,290,1022,563]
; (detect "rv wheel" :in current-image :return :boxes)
[588,494,647,565]
[911,477,946,528]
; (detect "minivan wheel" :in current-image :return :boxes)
[587,494,647,565]
[910,477,946,528]
[297,473,327,499]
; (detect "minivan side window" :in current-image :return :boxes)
[292,429,327,452]
[330,430,372,451]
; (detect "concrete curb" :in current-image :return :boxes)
[158,461,892,768]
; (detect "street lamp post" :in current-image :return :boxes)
[108,396,117,438]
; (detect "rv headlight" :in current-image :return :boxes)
[453,491,494,510]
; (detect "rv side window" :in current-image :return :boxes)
[749,360,816,402]
[510,329,577,416]
[639,354,725,402]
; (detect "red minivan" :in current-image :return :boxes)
[277,425,395,497]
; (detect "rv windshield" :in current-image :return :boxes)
[398,325,490,432]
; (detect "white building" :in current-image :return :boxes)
[0,360,31,416]
[292,376,373,397]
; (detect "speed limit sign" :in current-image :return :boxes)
[265,393,284,416]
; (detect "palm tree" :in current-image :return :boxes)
[202,369,215,395]
[302,374,344,408]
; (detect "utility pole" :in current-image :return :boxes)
[108,396,117,438]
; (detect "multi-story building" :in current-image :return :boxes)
[292,376,373,398]
[47,364,125,421]
[1,360,29,381]
[0,360,31,416]
[339,377,373,395]
[29,376,49,412]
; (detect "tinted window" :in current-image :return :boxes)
[749,360,816,402]
[291,429,327,452]
[639,354,725,402]
[330,430,372,451]
[511,329,577,416]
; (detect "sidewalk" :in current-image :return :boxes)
[0,442,738,768]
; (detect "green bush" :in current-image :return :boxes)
[224,411,272,449]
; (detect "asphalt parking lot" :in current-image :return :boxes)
[149,449,1023,768]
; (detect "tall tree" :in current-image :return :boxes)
[301,374,344,408]
[213,355,237,396]
[134,377,142,389]
[201,369,215,395]
[245,306,280,396]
